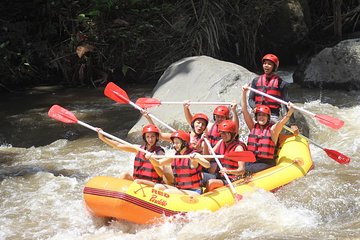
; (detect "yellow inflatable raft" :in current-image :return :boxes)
[83,135,313,224]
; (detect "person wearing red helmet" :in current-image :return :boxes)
[188,113,209,152]
[248,53,298,133]
[149,130,210,195]
[142,110,208,153]
[203,120,248,191]
[97,124,166,184]
[242,85,295,173]
[183,100,240,148]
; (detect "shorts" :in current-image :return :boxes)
[187,188,202,194]
[245,162,275,173]
[201,172,217,186]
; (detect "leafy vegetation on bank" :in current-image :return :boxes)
[0,0,359,91]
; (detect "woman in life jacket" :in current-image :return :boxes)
[188,113,209,152]
[97,124,168,185]
[149,130,210,196]
[242,84,295,173]
[248,53,298,134]
[203,120,247,192]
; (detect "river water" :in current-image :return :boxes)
[0,80,359,240]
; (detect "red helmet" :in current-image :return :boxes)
[191,113,209,127]
[255,105,271,115]
[170,130,190,144]
[262,54,279,70]
[142,124,159,136]
[218,120,236,133]
[213,106,230,117]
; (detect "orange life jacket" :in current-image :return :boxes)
[255,74,282,111]
[247,123,276,162]
[207,124,221,147]
[215,140,247,180]
[171,148,202,190]
[133,145,164,183]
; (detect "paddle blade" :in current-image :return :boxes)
[234,193,243,202]
[324,148,350,164]
[224,151,256,162]
[48,105,78,124]
[104,82,130,104]
[135,98,161,109]
[315,114,344,130]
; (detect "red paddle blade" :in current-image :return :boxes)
[224,151,256,162]
[324,148,350,164]
[48,105,78,124]
[104,82,130,104]
[234,193,243,202]
[315,114,344,130]
[135,98,161,109]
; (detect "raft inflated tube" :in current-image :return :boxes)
[84,135,313,224]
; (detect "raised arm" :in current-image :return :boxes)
[183,100,193,125]
[142,110,172,142]
[242,84,255,130]
[248,78,257,109]
[231,100,240,135]
[271,102,295,144]
[142,109,155,125]
[280,80,296,124]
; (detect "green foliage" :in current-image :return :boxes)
[0,0,359,90]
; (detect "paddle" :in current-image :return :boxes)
[48,105,168,177]
[48,105,155,154]
[104,82,176,132]
[283,125,350,164]
[204,138,243,202]
[47,105,251,163]
[157,151,256,162]
[247,86,344,130]
[135,97,232,109]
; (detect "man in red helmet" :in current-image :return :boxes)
[188,113,209,152]
[97,124,168,184]
[242,86,295,173]
[248,54,298,133]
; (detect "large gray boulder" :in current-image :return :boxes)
[294,38,360,90]
[128,56,256,140]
